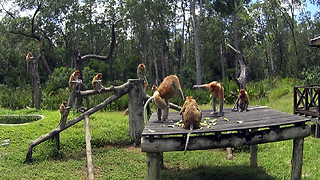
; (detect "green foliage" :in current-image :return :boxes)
[299,67,320,85]
[45,67,72,92]
[0,84,31,110]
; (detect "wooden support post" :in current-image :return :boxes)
[147,152,161,180]
[250,128,258,167]
[250,145,258,167]
[291,137,304,180]
[128,79,145,146]
[54,134,61,158]
[85,115,94,180]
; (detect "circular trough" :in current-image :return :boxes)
[0,115,44,126]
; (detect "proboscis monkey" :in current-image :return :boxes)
[144,75,185,123]
[26,52,33,62]
[151,85,157,95]
[69,70,81,91]
[238,89,249,112]
[25,52,33,73]
[59,101,70,116]
[92,73,104,91]
[137,63,148,85]
[193,81,224,116]
[180,96,202,154]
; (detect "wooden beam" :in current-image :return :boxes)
[141,125,311,152]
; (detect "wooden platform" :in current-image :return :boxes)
[141,106,312,180]
[142,105,310,137]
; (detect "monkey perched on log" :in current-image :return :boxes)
[144,75,185,123]
[59,101,70,116]
[180,96,202,154]
[69,70,82,91]
[137,63,148,85]
[92,73,104,91]
[193,81,224,116]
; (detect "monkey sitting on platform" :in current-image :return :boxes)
[180,96,202,154]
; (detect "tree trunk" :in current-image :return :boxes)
[234,0,240,78]
[153,49,160,86]
[190,0,203,85]
[220,44,226,81]
[29,52,42,110]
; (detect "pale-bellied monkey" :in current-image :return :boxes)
[143,75,185,123]
[193,81,224,116]
[69,70,81,91]
[25,52,33,73]
[92,73,104,91]
[137,63,148,85]
[238,89,249,112]
[59,101,70,116]
[180,96,202,154]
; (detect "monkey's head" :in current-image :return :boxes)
[208,81,219,93]
[62,101,67,105]
[239,89,247,97]
[97,73,102,79]
[186,96,194,102]
[74,70,80,76]
[138,63,145,70]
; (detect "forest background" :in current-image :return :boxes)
[0,0,320,110]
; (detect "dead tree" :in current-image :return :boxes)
[73,19,123,109]
[28,51,43,110]
[227,44,248,90]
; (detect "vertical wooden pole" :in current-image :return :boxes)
[128,79,145,146]
[250,129,258,167]
[147,152,160,180]
[85,116,94,180]
[291,137,304,180]
[250,145,258,167]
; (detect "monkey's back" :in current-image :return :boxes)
[183,105,201,129]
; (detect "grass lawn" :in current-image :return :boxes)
[0,94,319,179]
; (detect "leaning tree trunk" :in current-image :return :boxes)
[227,44,247,90]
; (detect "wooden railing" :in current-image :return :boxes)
[294,85,320,137]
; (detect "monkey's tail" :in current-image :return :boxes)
[184,125,193,154]
[143,95,155,125]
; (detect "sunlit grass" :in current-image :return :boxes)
[0,79,320,179]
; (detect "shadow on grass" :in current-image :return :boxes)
[160,164,275,180]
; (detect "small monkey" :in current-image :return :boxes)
[238,89,249,112]
[193,81,224,116]
[69,70,81,91]
[59,101,70,116]
[144,75,185,123]
[25,52,33,73]
[26,52,33,62]
[137,63,148,85]
[151,85,157,95]
[180,96,202,154]
[92,73,104,90]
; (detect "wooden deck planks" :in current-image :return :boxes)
[142,106,311,136]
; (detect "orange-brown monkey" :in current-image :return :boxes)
[59,101,70,115]
[238,89,249,112]
[193,81,224,116]
[144,75,185,123]
[180,96,202,154]
[69,70,81,91]
[92,73,104,90]
[137,63,148,85]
